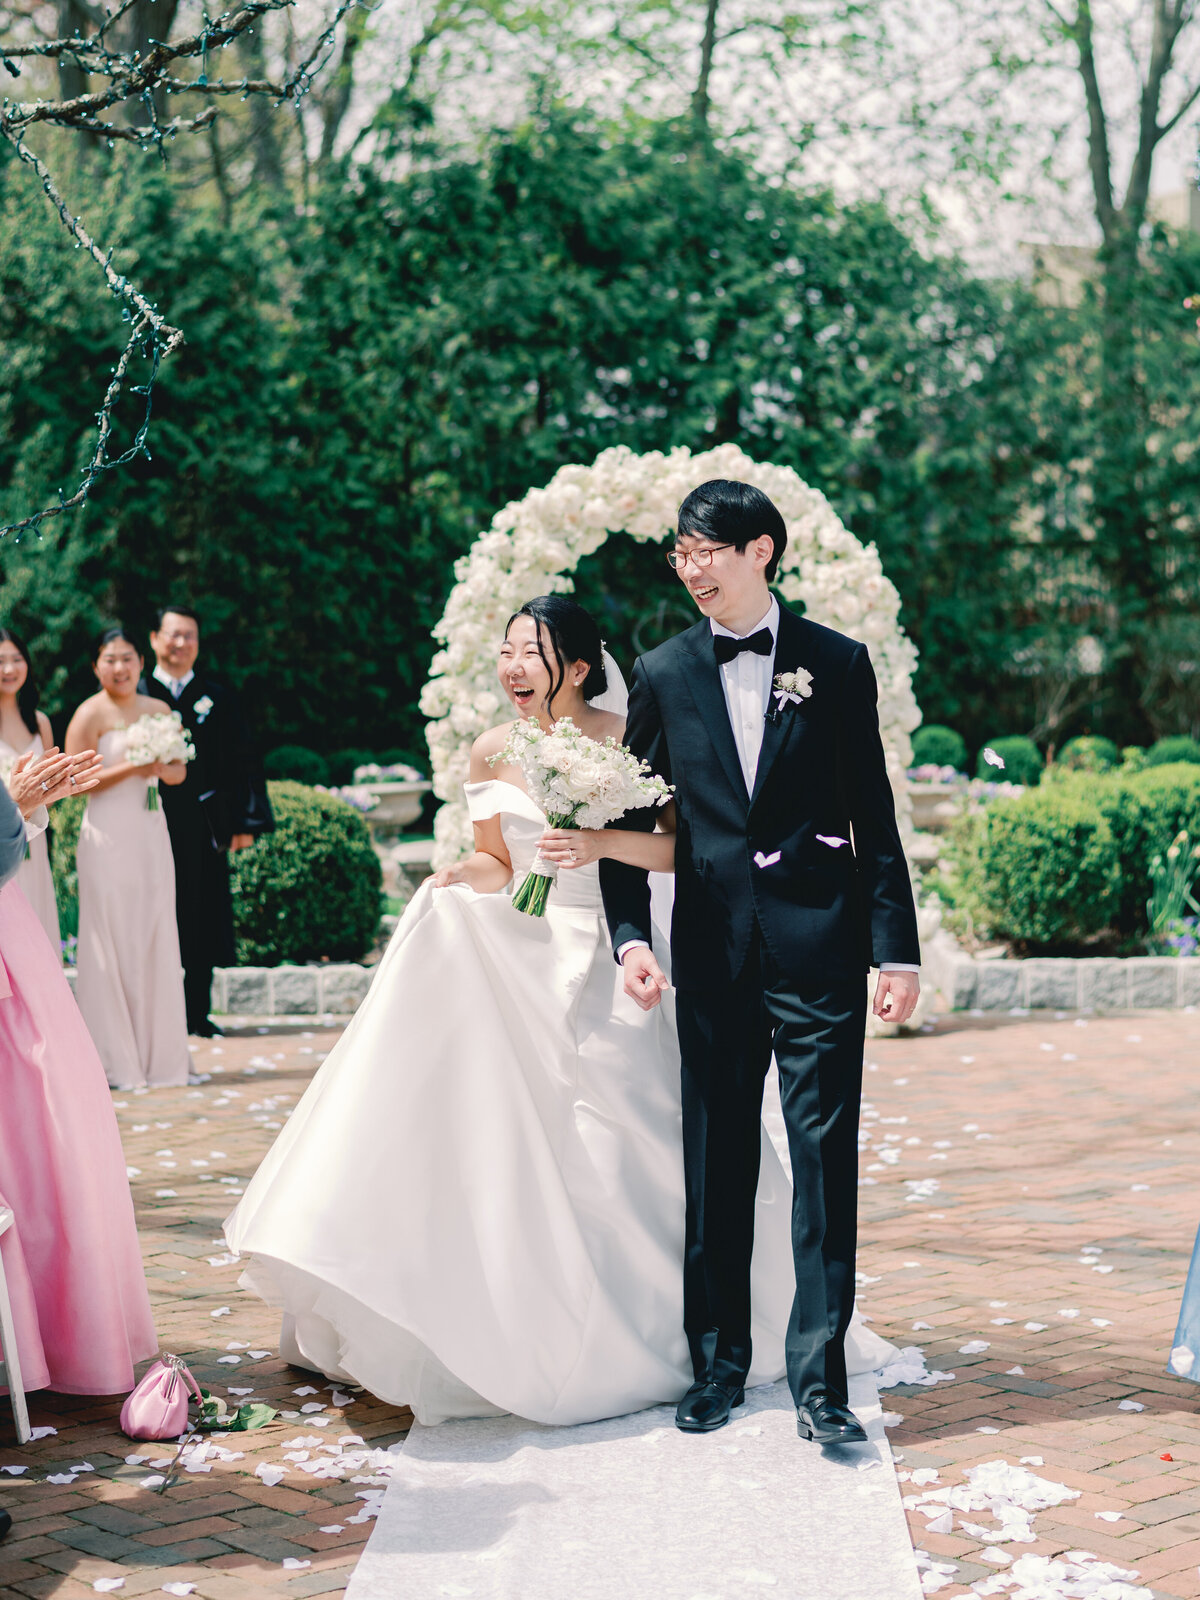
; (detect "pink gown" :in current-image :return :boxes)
[0,880,157,1394]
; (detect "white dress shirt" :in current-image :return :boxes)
[711,598,780,792]
[153,663,195,700]
[617,599,917,973]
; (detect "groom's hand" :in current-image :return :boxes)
[872,970,920,1026]
[623,947,670,1011]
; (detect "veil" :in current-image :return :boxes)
[589,647,629,718]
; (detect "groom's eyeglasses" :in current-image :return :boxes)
[667,543,734,571]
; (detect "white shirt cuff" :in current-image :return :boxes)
[24,805,48,842]
[616,940,651,962]
[879,963,919,973]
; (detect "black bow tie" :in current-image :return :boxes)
[713,628,774,666]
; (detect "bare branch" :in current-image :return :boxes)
[0,0,358,533]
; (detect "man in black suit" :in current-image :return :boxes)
[600,480,920,1443]
[146,607,274,1036]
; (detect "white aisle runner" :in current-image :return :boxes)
[345,1371,922,1600]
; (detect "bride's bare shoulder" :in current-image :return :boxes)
[470,721,517,781]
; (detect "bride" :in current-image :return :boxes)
[225,595,893,1426]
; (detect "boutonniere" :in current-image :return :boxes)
[769,668,813,720]
[194,695,214,723]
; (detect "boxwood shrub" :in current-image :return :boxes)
[1097,763,1200,935]
[264,745,331,785]
[231,781,382,965]
[1145,736,1200,767]
[911,724,968,771]
[966,787,1121,950]
[975,735,1044,786]
[1058,735,1120,773]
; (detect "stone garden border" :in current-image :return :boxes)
[947,955,1200,1013]
[61,958,1199,1016]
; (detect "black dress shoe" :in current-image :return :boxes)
[796,1393,867,1444]
[189,1019,224,1039]
[0,1503,11,1542]
[675,1380,745,1433]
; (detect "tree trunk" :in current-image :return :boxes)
[691,0,720,146]
[317,6,369,169]
[240,26,287,192]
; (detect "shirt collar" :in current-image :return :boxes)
[153,664,195,693]
[710,595,779,643]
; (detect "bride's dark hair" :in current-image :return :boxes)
[508,596,608,710]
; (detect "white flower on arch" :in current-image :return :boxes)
[422,442,921,865]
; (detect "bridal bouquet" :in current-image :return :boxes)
[491,717,672,916]
[126,712,195,810]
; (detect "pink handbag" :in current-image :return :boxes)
[120,1353,203,1441]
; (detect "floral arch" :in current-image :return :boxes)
[421,443,921,865]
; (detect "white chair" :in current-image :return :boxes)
[0,1208,31,1444]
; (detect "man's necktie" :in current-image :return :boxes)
[170,680,184,699]
[712,628,774,666]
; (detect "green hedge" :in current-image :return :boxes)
[911,725,967,771]
[231,781,382,966]
[976,735,1044,785]
[1058,735,1120,773]
[50,781,382,966]
[967,788,1120,950]
[952,762,1200,951]
[1146,736,1200,768]
[49,793,86,942]
[264,746,331,785]
[1096,763,1200,936]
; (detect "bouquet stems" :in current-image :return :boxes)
[510,806,580,917]
[146,782,159,811]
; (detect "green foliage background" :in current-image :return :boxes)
[3,110,1200,758]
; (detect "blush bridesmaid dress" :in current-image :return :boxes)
[0,878,157,1396]
[75,724,190,1088]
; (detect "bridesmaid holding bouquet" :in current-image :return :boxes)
[66,627,191,1089]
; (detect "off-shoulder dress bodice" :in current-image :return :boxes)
[464,778,603,913]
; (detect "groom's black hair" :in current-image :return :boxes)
[676,479,787,583]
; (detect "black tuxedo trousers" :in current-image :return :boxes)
[677,928,865,1407]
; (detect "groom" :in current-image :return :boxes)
[599,479,920,1444]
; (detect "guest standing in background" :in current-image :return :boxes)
[145,606,274,1037]
[66,627,190,1089]
[0,631,62,952]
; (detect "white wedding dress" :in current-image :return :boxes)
[226,778,894,1426]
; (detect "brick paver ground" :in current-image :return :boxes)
[860,1009,1200,1599]
[0,1010,1198,1598]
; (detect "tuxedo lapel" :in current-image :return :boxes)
[750,606,808,809]
[679,627,749,805]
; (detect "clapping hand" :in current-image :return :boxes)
[8,747,104,818]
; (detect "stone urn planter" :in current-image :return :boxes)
[362,780,432,835]
[907,781,964,834]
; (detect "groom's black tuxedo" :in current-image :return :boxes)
[600,601,919,1409]
[603,604,919,987]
